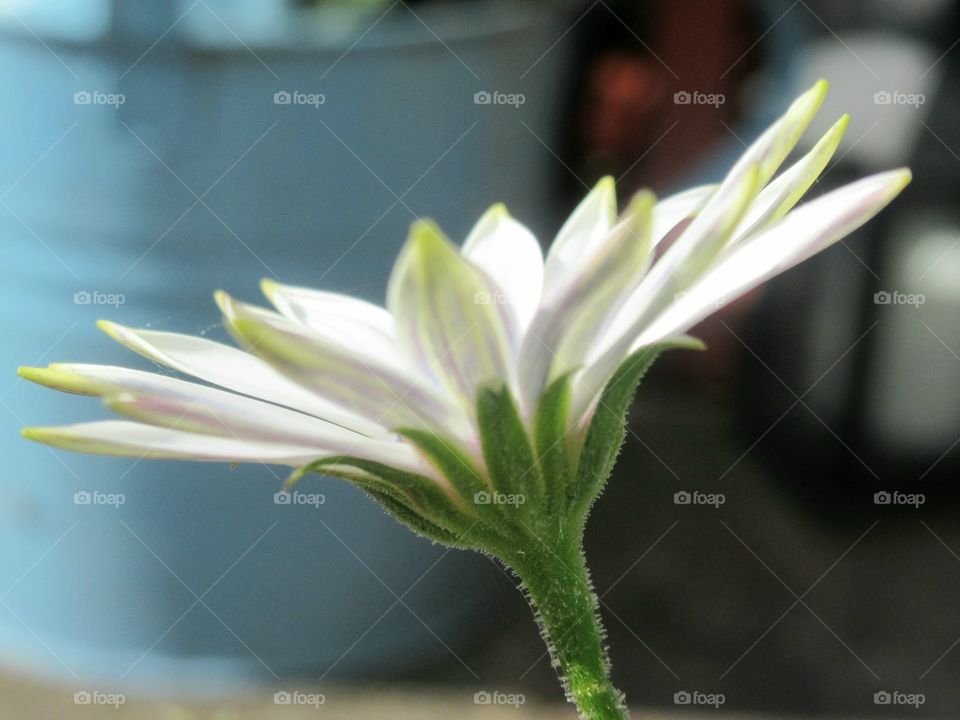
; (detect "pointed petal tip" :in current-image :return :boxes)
[596,175,617,207]
[15,365,103,395]
[802,79,829,108]
[626,189,656,213]
[213,289,234,318]
[817,114,850,149]
[821,114,851,151]
[21,426,53,444]
[96,318,127,343]
[895,167,913,185]
[407,218,456,260]
[259,278,279,301]
[887,167,913,198]
[17,366,60,387]
[873,167,913,197]
[409,217,440,235]
[779,79,828,126]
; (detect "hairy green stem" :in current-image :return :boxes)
[508,529,628,720]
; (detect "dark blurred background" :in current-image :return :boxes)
[2,0,960,717]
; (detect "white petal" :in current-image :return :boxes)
[722,79,829,196]
[105,391,425,474]
[461,204,544,334]
[98,321,389,439]
[23,421,328,465]
[650,184,716,249]
[596,166,758,357]
[637,80,828,287]
[542,177,616,295]
[218,291,470,440]
[517,191,655,413]
[570,168,759,419]
[575,168,912,416]
[260,279,399,362]
[575,82,832,414]
[642,169,912,344]
[387,220,514,407]
[18,363,419,465]
[732,114,849,242]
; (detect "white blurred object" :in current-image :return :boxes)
[791,33,941,168]
[0,0,110,41]
[867,216,960,454]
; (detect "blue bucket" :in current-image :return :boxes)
[0,1,570,690]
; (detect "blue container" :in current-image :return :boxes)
[0,0,570,690]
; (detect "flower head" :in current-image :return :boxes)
[20,80,909,551]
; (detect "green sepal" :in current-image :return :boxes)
[476,382,544,509]
[286,455,477,546]
[571,336,705,520]
[534,372,575,514]
[398,428,530,535]
[359,486,478,549]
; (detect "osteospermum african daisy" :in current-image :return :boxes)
[20,81,909,719]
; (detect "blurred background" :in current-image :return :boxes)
[1,0,959,717]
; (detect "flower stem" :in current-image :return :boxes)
[508,529,628,720]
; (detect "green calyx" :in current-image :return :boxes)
[284,339,704,556]
[286,341,702,549]
[284,340,703,719]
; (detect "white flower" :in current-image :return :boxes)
[21,80,909,528]
[18,79,913,719]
